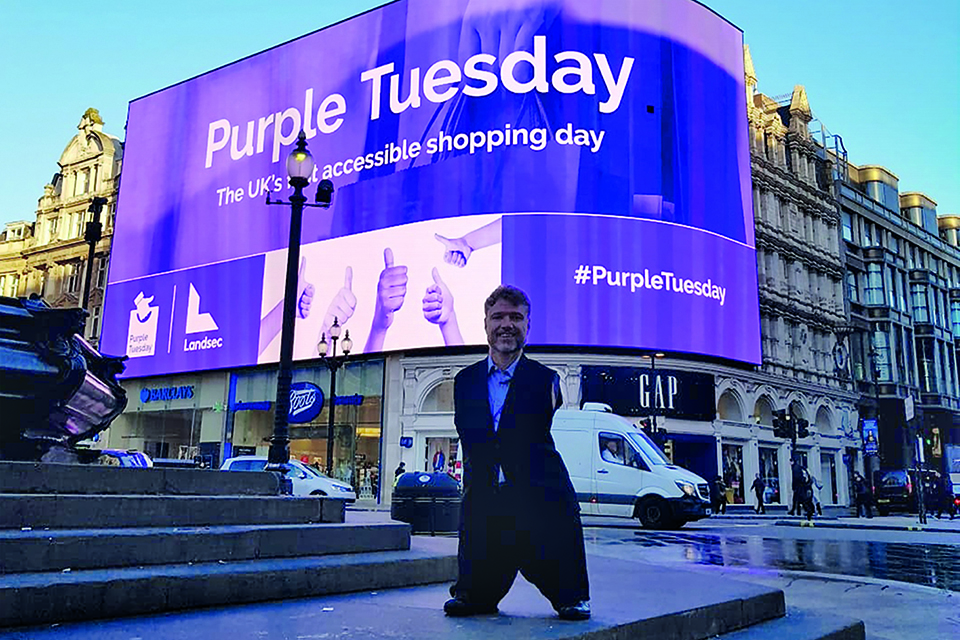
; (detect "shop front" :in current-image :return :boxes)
[110,371,229,466]
[226,359,385,499]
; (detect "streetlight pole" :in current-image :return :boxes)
[318,319,352,477]
[645,352,665,443]
[264,131,334,488]
[81,196,108,311]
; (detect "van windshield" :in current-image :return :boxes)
[627,431,670,466]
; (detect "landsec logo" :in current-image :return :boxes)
[184,282,224,352]
[288,381,324,423]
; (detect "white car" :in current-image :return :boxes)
[220,456,356,502]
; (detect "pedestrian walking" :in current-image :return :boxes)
[799,469,815,521]
[810,474,824,516]
[789,459,805,516]
[933,472,956,520]
[711,476,727,514]
[853,472,873,518]
[751,473,766,514]
[444,285,590,621]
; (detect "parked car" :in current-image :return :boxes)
[90,449,153,468]
[871,469,939,516]
[220,456,356,501]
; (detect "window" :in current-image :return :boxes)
[873,328,892,381]
[74,169,90,196]
[10,275,18,297]
[64,261,84,294]
[841,212,853,242]
[911,283,929,322]
[951,299,960,337]
[47,217,59,242]
[96,256,109,289]
[846,272,860,303]
[0,276,5,296]
[861,219,873,247]
[866,264,884,305]
[598,433,646,471]
[89,305,102,339]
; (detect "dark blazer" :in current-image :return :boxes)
[454,354,578,510]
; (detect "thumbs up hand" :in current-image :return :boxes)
[434,233,472,268]
[297,257,315,319]
[423,267,454,325]
[372,247,408,331]
[319,266,357,353]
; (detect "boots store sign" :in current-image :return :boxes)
[580,365,715,421]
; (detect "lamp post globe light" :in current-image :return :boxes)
[265,131,334,490]
[318,318,352,477]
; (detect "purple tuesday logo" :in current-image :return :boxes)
[288,381,323,424]
[127,292,159,358]
[183,283,224,352]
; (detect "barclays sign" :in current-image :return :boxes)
[140,385,195,403]
[288,381,324,424]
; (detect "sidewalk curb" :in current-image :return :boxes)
[667,562,955,596]
[775,520,960,534]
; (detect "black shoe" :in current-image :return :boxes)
[443,597,498,617]
[556,600,591,621]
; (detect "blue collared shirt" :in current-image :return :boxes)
[487,355,520,484]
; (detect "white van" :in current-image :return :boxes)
[552,403,712,529]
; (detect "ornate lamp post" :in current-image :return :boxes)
[318,319,352,477]
[264,131,334,488]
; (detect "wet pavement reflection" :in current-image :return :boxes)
[593,530,960,591]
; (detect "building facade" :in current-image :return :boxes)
[837,160,960,480]
[0,108,122,347]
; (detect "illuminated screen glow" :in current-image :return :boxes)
[101,0,761,377]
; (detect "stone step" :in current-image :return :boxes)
[0,494,345,529]
[0,550,793,638]
[717,607,865,640]
[0,538,458,629]
[0,461,280,496]
[0,521,410,573]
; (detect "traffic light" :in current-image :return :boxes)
[662,439,674,462]
[796,418,810,439]
[773,409,793,439]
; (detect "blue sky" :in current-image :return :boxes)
[1,0,957,226]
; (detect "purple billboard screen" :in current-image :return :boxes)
[101,0,760,377]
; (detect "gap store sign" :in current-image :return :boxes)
[101,0,760,377]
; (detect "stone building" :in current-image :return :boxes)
[0,109,122,347]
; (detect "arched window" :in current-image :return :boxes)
[753,396,774,426]
[789,400,807,422]
[421,380,454,413]
[87,135,103,152]
[815,406,833,435]
[717,390,744,422]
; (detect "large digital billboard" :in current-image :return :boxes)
[101,0,761,377]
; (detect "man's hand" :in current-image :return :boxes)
[297,257,314,319]
[423,268,455,325]
[372,248,407,331]
[319,266,356,352]
[435,234,473,268]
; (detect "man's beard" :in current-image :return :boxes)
[492,330,524,353]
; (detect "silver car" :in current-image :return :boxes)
[220,456,356,502]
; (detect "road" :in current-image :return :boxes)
[581,515,960,640]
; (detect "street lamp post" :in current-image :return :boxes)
[81,196,108,311]
[264,131,334,488]
[318,320,352,477]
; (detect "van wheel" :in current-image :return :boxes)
[310,490,328,496]
[636,497,672,529]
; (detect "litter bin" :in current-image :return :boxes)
[391,472,461,535]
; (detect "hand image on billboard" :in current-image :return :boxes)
[258,257,314,356]
[318,266,357,356]
[365,248,408,353]
[434,217,502,268]
[423,267,464,347]
[459,0,561,68]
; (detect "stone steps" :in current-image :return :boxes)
[0,538,457,629]
[717,607,864,639]
[0,521,410,573]
[0,461,279,496]
[0,493,345,529]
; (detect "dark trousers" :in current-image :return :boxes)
[754,492,765,514]
[452,484,590,609]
